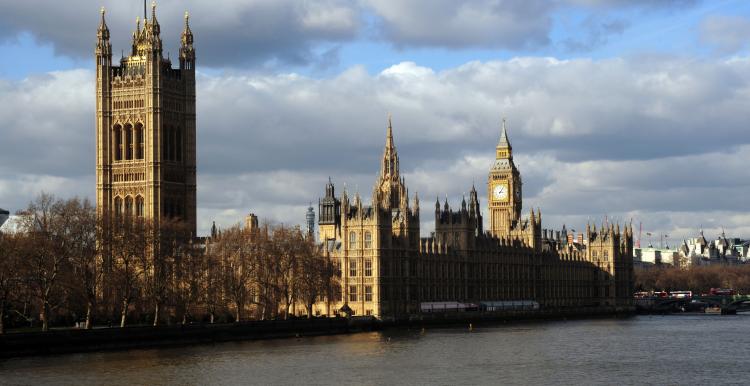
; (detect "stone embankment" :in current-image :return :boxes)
[1,307,635,358]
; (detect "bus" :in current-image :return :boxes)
[670,291,692,299]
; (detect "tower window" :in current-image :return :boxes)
[114,197,122,217]
[349,285,357,302]
[364,259,372,277]
[125,125,133,160]
[135,124,144,159]
[349,260,357,277]
[349,231,357,249]
[124,196,133,216]
[364,231,372,249]
[175,128,182,162]
[113,126,122,161]
[163,127,171,161]
[365,285,373,302]
[136,196,144,217]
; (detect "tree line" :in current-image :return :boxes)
[635,265,750,294]
[0,194,340,334]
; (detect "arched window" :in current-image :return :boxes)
[113,125,122,161]
[125,124,133,160]
[364,231,372,249]
[175,127,182,162]
[114,197,122,217]
[135,124,144,160]
[124,196,133,216]
[163,127,170,161]
[136,196,144,217]
[349,231,357,249]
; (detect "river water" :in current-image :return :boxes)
[1,314,749,385]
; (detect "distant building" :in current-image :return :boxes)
[676,230,743,266]
[245,213,258,232]
[634,247,679,268]
[0,213,33,235]
[0,208,8,229]
[305,204,315,240]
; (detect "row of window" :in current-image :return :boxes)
[349,231,373,249]
[163,127,183,162]
[113,124,144,161]
[113,196,185,220]
[114,196,145,218]
[347,259,373,277]
[114,99,144,110]
[348,285,373,302]
[112,125,184,162]
[591,250,610,261]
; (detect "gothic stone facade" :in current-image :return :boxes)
[95,5,197,235]
[316,119,634,320]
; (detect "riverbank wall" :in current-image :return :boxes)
[0,317,377,358]
[1,307,634,358]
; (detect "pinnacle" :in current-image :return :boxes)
[498,117,511,148]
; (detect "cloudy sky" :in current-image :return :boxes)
[1,0,749,245]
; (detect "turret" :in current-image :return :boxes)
[413,192,420,218]
[96,8,112,64]
[133,1,162,57]
[180,11,195,70]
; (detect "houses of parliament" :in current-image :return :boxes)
[92,5,633,321]
[316,119,634,319]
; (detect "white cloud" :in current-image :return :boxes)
[1,55,749,239]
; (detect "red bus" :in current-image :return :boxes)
[709,288,737,296]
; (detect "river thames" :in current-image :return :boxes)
[1,314,748,385]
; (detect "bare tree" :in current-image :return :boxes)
[22,193,74,331]
[203,247,223,324]
[214,226,256,322]
[64,199,99,329]
[297,237,339,318]
[164,220,201,325]
[0,233,24,334]
[111,216,151,327]
[274,226,300,319]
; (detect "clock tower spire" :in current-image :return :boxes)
[488,118,522,238]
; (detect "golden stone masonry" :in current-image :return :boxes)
[95,4,197,235]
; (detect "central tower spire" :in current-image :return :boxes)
[381,113,399,179]
[374,114,406,209]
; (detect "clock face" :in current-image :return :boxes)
[493,183,509,201]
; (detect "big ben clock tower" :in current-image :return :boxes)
[488,119,522,238]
